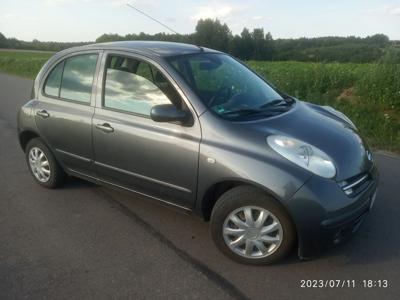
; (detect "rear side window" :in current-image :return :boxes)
[44,62,63,97]
[43,53,98,104]
[103,55,181,116]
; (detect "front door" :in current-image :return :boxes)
[92,52,201,208]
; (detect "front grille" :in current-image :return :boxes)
[339,172,372,197]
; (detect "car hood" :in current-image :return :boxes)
[243,101,373,181]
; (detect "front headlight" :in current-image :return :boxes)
[267,135,336,178]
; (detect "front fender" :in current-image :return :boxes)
[195,140,312,216]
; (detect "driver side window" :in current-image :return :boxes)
[103,55,182,116]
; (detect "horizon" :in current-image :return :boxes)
[1,0,400,42]
[1,30,399,44]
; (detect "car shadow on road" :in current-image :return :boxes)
[61,176,97,189]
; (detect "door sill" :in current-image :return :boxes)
[67,169,194,213]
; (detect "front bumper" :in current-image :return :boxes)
[287,166,379,259]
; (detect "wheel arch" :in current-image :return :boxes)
[19,130,40,152]
[200,178,296,226]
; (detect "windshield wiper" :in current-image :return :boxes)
[220,98,294,118]
[221,108,263,116]
[259,99,290,109]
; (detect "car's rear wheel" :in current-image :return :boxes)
[26,138,64,188]
[210,186,296,265]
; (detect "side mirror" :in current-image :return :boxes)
[150,104,192,125]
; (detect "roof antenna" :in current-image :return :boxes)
[126,3,181,35]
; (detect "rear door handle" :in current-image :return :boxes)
[36,110,50,118]
[95,123,114,133]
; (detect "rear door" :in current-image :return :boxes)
[35,51,101,176]
[92,51,201,209]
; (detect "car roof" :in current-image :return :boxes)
[61,41,220,58]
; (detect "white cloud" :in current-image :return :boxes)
[42,0,75,6]
[0,13,16,23]
[113,0,160,7]
[108,0,128,7]
[42,0,126,6]
[366,4,400,16]
[0,13,38,25]
[386,5,400,15]
[164,16,176,23]
[2,13,16,19]
[252,16,263,20]
[191,4,247,20]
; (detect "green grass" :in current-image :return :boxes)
[248,61,400,153]
[0,50,398,152]
[0,50,53,78]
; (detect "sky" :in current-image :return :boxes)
[0,0,399,42]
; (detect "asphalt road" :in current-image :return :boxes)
[0,73,399,300]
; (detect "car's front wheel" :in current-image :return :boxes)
[210,186,296,265]
[26,138,65,188]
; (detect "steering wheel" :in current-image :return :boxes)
[208,86,231,107]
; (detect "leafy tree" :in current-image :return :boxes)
[236,28,254,60]
[0,23,395,63]
[381,46,400,64]
[250,29,274,60]
[194,19,231,52]
[0,32,8,48]
[95,33,124,43]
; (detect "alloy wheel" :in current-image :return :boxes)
[28,147,51,183]
[222,206,283,258]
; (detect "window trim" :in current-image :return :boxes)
[41,52,100,106]
[101,52,188,120]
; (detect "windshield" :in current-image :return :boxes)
[168,53,292,120]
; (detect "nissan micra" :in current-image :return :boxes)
[18,41,378,265]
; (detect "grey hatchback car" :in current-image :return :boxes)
[18,41,378,265]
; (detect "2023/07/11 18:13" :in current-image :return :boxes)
[300,279,389,288]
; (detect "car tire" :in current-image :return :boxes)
[210,186,296,265]
[25,138,65,188]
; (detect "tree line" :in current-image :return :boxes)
[1,19,399,63]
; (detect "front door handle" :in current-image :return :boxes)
[36,110,50,118]
[95,123,114,133]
